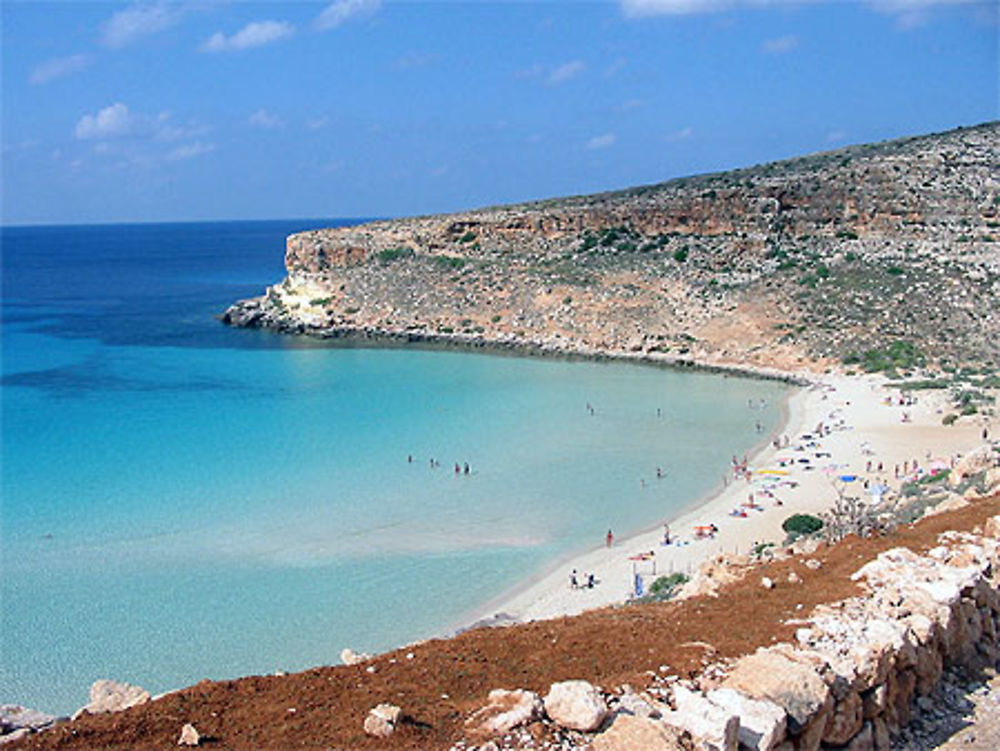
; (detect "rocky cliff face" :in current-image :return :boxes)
[224,122,1000,372]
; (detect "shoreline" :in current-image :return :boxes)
[462,369,991,627]
[455,379,798,632]
[225,315,993,632]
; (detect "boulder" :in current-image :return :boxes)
[707,688,786,751]
[363,703,401,738]
[177,723,200,746]
[464,689,542,736]
[591,713,688,751]
[82,679,150,715]
[340,648,372,666]
[721,649,832,734]
[949,445,997,486]
[666,685,739,751]
[615,685,663,719]
[543,680,608,732]
[0,705,56,735]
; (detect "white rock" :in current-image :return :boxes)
[707,688,786,751]
[669,685,740,751]
[81,679,150,715]
[363,703,401,738]
[177,723,200,746]
[543,680,608,732]
[762,577,775,590]
[592,713,687,751]
[464,689,542,736]
[340,648,371,666]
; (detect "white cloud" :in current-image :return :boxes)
[665,126,694,142]
[762,34,800,53]
[306,116,331,130]
[29,54,91,85]
[201,20,295,53]
[249,110,284,129]
[548,60,586,85]
[620,0,975,19]
[101,3,183,49]
[518,60,586,86]
[826,129,847,143]
[75,103,208,147]
[75,103,145,139]
[164,141,215,161]
[586,132,617,150]
[314,0,381,31]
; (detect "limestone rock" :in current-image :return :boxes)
[721,649,832,733]
[82,679,150,715]
[949,445,998,486]
[465,688,542,736]
[822,690,863,746]
[667,685,739,751]
[543,680,608,732]
[615,685,663,719]
[591,713,688,751]
[707,688,786,751]
[761,576,775,590]
[340,648,371,666]
[177,723,200,746]
[0,705,56,735]
[363,703,401,738]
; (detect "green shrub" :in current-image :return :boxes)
[377,246,413,263]
[309,297,332,306]
[458,231,477,244]
[673,247,689,263]
[887,266,905,276]
[836,230,859,240]
[433,255,466,269]
[782,513,823,536]
[649,572,689,598]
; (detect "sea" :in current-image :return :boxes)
[0,220,789,715]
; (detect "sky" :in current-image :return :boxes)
[1,0,997,226]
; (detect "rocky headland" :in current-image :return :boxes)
[223,122,1000,375]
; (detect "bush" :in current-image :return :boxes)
[458,231,477,244]
[782,513,823,536]
[377,246,413,263]
[433,255,466,270]
[673,247,689,263]
[942,413,958,426]
[648,572,689,599]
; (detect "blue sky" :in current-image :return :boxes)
[2,0,997,225]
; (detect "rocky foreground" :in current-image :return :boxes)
[223,122,999,374]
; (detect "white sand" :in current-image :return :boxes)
[474,372,992,624]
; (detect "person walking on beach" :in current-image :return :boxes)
[570,569,579,589]
[606,529,614,548]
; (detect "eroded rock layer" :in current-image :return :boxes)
[224,122,1000,372]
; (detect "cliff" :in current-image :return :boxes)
[223,122,1000,372]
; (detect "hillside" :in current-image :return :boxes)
[223,122,1000,373]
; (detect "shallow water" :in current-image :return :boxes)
[1,221,787,713]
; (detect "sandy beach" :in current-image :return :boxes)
[476,370,993,624]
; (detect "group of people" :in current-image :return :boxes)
[407,455,473,475]
[569,568,598,590]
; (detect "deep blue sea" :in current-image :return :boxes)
[1,220,787,714]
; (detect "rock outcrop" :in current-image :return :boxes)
[224,122,1000,373]
[462,513,1000,750]
[77,679,150,716]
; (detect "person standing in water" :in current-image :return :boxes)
[606,529,614,547]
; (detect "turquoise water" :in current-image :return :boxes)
[1,221,788,714]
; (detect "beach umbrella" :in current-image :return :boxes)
[839,475,857,482]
